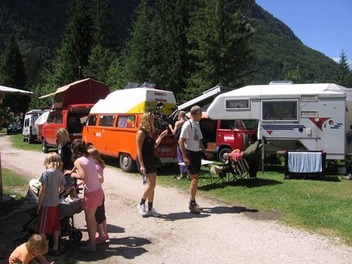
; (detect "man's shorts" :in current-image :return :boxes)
[186,150,202,175]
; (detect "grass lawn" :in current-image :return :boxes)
[0,168,29,216]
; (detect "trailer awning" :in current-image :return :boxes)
[0,85,33,95]
[178,85,234,112]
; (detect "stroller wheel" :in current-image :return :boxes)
[69,229,83,243]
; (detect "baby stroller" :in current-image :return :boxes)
[14,179,83,253]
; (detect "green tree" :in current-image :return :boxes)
[285,66,303,84]
[147,0,196,97]
[50,0,93,86]
[0,35,30,119]
[122,0,154,85]
[184,0,254,100]
[84,0,117,83]
[336,50,352,87]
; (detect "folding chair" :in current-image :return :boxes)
[210,156,250,183]
[228,156,250,181]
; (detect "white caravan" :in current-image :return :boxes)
[22,109,49,143]
[207,83,352,160]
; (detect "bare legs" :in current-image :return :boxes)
[189,174,199,201]
[85,207,97,247]
[142,172,157,202]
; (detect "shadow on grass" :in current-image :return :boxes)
[284,175,341,182]
[199,178,282,191]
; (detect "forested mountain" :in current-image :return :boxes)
[248,4,339,84]
[0,0,347,110]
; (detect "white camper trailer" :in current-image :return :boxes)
[22,109,49,143]
[207,83,352,161]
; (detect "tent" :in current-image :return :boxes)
[39,78,110,108]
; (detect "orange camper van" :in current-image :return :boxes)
[82,84,177,172]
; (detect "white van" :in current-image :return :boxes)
[22,109,49,143]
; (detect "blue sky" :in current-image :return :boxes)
[255,0,352,63]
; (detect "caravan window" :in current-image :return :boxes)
[117,115,135,128]
[225,99,249,110]
[262,100,298,121]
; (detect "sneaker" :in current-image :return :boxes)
[137,203,146,215]
[146,208,161,217]
[79,244,96,252]
[189,202,200,214]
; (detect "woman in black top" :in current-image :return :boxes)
[136,112,167,217]
[56,128,76,198]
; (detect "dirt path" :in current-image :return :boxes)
[1,134,352,264]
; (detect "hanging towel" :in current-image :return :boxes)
[288,152,322,173]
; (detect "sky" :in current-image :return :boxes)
[255,0,352,63]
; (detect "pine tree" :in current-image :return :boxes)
[0,35,30,120]
[184,0,254,100]
[122,0,154,85]
[337,51,351,87]
[84,0,117,83]
[51,0,93,86]
[148,0,195,96]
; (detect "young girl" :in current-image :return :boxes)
[37,152,65,256]
[9,233,53,264]
[136,112,168,217]
[88,147,109,244]
[70,140,103,252]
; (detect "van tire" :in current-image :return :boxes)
[42,139,49,153]
[218,147,231,163]
[119,153,136,172]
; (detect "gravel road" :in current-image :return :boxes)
[1,134,352,264]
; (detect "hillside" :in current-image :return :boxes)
[249,4,338,84]
[0,1,339,89]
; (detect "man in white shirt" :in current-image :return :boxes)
[178,105,212,214]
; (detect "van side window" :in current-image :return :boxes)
[220,120,235,130]
[47,112,56,123]
[87,115,97,126]
[117,115,135,128]
[56,112,63,124]
[99,115,114,127]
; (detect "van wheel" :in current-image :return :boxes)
[42,139,49,153]
[119,153,135,172]
[218,148,231,163]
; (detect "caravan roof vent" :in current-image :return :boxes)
[269,80,294,85]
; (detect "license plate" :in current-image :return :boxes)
[158,147,172,153]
